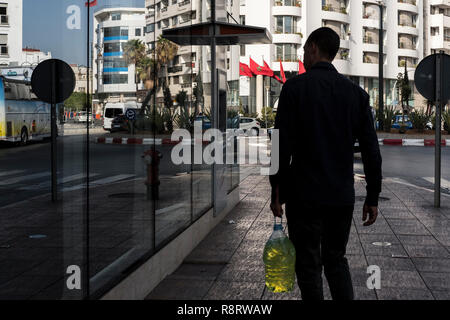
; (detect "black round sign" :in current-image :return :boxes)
[31,59,76,104]
[414,53,450,102]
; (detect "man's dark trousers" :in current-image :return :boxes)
[286,202,354,300]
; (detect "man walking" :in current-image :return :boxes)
[270,27,382,300]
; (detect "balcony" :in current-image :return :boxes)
[168,65,183,73]
[161,7,168,13]
[274,0,302,7]
[398,42,416,49]
[179,0,190,7]
[322,4,348,14]
[398,0,417,4]
[363,36,377,44]
[0,15,8,25]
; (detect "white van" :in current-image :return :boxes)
[103,102,140,131]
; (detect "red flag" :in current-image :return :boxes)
[298,60,306,75]
[239,62,253,77]
[274,75,283,84]
[263,61,274,77]
[280,60,286,84]
[249,58,273,76]
[85,0,98,7]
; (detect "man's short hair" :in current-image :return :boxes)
[305,27,340,60]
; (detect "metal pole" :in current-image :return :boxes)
[211,0,217,214]
[378,3,384,131]
[435,53,443,208]
[50,60,57,203]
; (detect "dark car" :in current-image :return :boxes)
[110,114,128,132]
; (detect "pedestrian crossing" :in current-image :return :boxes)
[0,169,137,193]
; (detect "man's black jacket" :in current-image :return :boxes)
[270,62,382,207]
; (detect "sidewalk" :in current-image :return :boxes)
[146,170,450,300]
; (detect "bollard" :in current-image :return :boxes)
[142,149,162,200]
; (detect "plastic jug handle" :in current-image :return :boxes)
[273,215,283,226]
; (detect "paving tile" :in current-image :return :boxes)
[403,244,450,259]
[204,281,265,300]
[432,290,450,300]
[412,258,450,273]
[168,263,227,281]
[420,272,450,291]
[379,270,428,289]
[366,256,416,271]
[387,219,431,236]
[146,278,214,300]
[354,286,377,300]
[397,235,442,246]
[376,288,434,300]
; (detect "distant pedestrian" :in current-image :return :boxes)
[270,27,382,300]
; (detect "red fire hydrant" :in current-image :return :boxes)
[142,149,162,200]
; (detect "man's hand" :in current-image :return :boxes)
[270,201,283,218]
[362,203,378,226]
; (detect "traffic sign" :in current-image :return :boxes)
[125,108,137,121]
[31,59,75,104]
[414,53,450,102]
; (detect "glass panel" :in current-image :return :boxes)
[0,0,88,299]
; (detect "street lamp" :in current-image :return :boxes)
[377,0,385,130]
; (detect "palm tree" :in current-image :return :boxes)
[122,39,147,92]
[154,35,179,88]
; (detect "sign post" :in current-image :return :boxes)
[125,108,137,135]
[415,53,450,208]
[31,59,75,202]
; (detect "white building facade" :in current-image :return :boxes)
[240,0,425,114]
[21,47,52,66]
[425,0,450,55]
[93,7,146,102]
[0,0,23,66]
[144,0,240,111]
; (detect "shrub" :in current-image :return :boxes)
[443,110,450,132]
[410,110,431,132]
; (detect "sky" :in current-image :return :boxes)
[23,0,145,65]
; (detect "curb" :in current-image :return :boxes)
[96,137,210,145]
[378,139,450,146]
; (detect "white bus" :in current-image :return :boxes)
[103,101,140,131]
[0,76,60,144]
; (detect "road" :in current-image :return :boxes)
[1,125,450,207]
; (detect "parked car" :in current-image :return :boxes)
[391,115,413,130]
[110,115,129,132]
[75,111,93,123]
[194,115,212,131]
[239,117,260,136]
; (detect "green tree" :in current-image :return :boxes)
[154,35,179,87]
[163,85,175,133]
[193,74,204,115]
[64,92,91,111]
[122,39,147,92]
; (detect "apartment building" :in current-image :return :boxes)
[240,0,425,114]
[21,47,52,65]
[425,0,450,55]
[0,0,23,67]
[144,0,240,111]
[92,7,146,102]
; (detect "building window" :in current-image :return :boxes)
[104,42,121,53]
[240,15,245,25]
[173,76,179,84]
[135,28,141,36]
[240,44,245,56]
[275,44,298,61]
[103,74,128,84]
[275,16,298,34]
[111,13,121,21]
[172,16,178,26]
[145,23,155,33]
